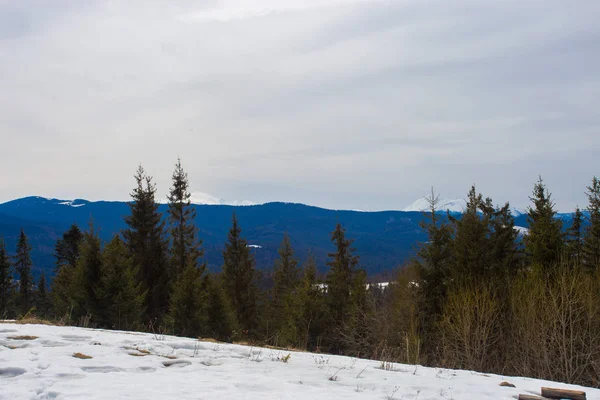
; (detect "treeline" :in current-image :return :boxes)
[1,163,599,387]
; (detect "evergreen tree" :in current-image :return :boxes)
[221,213,259,336]
[325,223,362,352]
[583,177,600,269]
[167,158,203,278]
[524,177,563,269]
[73,225,103,322]
[52,224,83,318]
[35,273,51,318]
[270,233,301,346]
[14,230,33,315]
[123,165,170,323]
[566,207,584,263]
[481,198,520,282]
[298,255,326,350]
[169,262,205,337]
[204,274,236,342]
[414,189,454,319]
[0,238,13,318]
[449,186,489,283]
[99,236,145,331]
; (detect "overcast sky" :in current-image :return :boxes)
[1,0,598,211]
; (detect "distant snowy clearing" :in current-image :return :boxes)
[0,323,596,400]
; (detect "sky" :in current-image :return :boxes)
[0,0,599,212]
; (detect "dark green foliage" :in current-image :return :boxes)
[414,190,454,320]
[167,158,203,277]
[204,275,236,342]
[325,222,364,352]
[269,233,302,346]
[99,236,145,331]
[221,214,259,335]
[169,263,205,337]
[73,225,103,321]
[0,238,13,318]
[524,177,563,269]
[583,177,600,269]
[297,255,327,350]
[566,207,584,263]
[14,229,33,315]
[123,165,170,322]
[52,224,83,317]
[34,273,51,318]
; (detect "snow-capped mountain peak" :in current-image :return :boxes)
[158,192,256,206]
[403,197,466,213]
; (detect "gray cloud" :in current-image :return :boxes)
[0,0,598,211]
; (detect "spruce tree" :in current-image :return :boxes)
[566,207,584,263]
[204,274,236,342]
[414,189,453,319]
[0,238,13,318]
[481,198,520,282]
[270,233,301,346]
[325,223,361,352]
[14,229,33,315]
[583,177,600,269]
[123,165,170,323]
[298,255,326,350]
[99,236,145,331]
[449,186,489,283]
[52,224,83,317]
[167,158,203,278]
[73,225,103,322]
[35,273,51,318]
[222,213,259,336]
[169,262,205,337]
[524,177,563,269]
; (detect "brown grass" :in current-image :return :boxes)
[72,352,93,359]
[7,335,38,340]
[160,355,177,360]
[128,352,148,357]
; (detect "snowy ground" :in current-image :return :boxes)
[0,323,597,400]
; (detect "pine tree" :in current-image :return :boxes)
[524,177,563,269]
[414,189,454,319]
[14,230,33,315]
[270,233,301,346]
[325,222,361,352]
[0,238,13,318]
[169,262,205,337]
[297,255,326,350]
[52,224,83,318]
[99,236,145,331]
[566,207,584,263]
[449,186,489,283]
[583,177,600,269]
[204,274,236,342]
[221,213,259,336]
[35,273,51,318]
[167,158,203,278]
[123,165,170,323]
[73,225,103,322]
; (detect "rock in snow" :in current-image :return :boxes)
[0,323,596,400]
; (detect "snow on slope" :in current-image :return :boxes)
[1,323,597,400]
[403,198,466,213]
[157,191,256,206]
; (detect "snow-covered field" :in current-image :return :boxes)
[0,323,597,400]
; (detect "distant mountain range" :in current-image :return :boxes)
[0,196,578,281]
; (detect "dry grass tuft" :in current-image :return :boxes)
[7,335,38,340]
[72,352,93,359]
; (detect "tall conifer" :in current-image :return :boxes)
[123,165,170,322]
[14,230,33,315]
[583,177,600,269]
[0,238,12,318]
[524,177,563,269]
[222,214,258,335]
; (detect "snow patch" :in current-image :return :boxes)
[403,197,466,213]
[158,192,256,206]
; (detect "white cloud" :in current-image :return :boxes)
[0,0,598,211]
